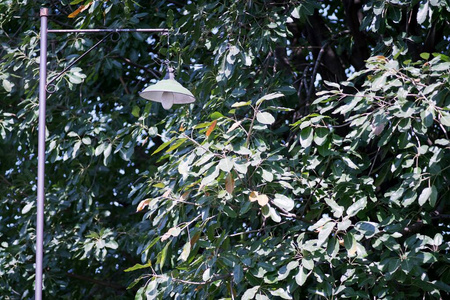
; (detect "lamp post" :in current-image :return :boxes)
[36,8,194,299]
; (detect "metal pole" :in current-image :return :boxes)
[36,7,48,300]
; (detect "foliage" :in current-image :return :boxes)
[0,0,449,299]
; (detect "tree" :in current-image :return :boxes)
[1,0,449,299]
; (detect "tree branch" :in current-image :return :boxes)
[152,272,231,285]
[67,272,127,291]
[117,56,160,79]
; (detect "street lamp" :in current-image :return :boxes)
[37,8,194,299]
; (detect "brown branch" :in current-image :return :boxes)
[229,221,289,237]
[117,56,160,79]
[0,174,12,186]
[152,272,231,285]
[402,212,450,235]
[67,272,127,291]
[305,30,350,106]
[119,76,130,94]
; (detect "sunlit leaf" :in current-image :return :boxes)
[231,101,251,108]
[218,156,234,172]
[257,194,269,206]
[256,112,275,125]
[256,92,284,106]
[179,242,191,261]
[418,186,432,206]
[136,199,152,212]
[242,286,260,300]
[272,194,294,212]
[295,266,309,286]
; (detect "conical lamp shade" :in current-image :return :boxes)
[139,70,195,110]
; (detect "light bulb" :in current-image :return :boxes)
[161,91,174,110]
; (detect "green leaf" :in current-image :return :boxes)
[326,237,339,258]
[431,62,450,71]
[103,143,112,165]
[270,288,292,299]
[402,190,417,207]
[337,218,352,231]
[261,168,274,182]
[95,143,106,156]
[440,114,450,126]
[342,156,358,170]
[295,266,309,286]
[231,88,246,97]
[201,165,220,187]
[2,79,13,92]
[256,111,275,125]
[325,198,344,218]
[371,73,387,91]
[222,205,237,218]
[418,186,432,206]
[67,72,83,84]
[234,264,244,284]
[81,137,91,145]
[104,240,118,249]
[417,0,429,24]
[179,242,190,262]
[21,202,33,214]
[166,138,187,153]
[124,262,151,272]
[268,205,281,222]
[314,127,329,146]
[255,294,270,300]
[242,286,260,300]
[318,221,335,246]
[355,221,379,238]
[300,127,313,148]
[152,138,175,155]
[166,9,174,27]
[272,194,295,212]
[433,233,443,246]
[131,105,140,117]
[347,197,367,217]
[231,101,251,108]
[159,242,170,270]
[256,92,284,105]
[429,185,438,206]
[202,268,211,281]
[302,257,314,270]
[218,157,234,172]
[234,161,249,174]
[210,111,224,120]
[344,233,357,257]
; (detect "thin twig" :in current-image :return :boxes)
[229,221,289,237]
[67,272,127,290]
[151,273,230,285]
[117,56,160,78]
[119,76,130,94]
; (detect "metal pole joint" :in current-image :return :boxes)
[40,8,49,17]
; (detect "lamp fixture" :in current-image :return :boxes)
[140,67,195,110]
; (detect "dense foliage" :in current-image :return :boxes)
[1,0,449,299]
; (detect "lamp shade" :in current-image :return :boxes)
[139,69,195,110]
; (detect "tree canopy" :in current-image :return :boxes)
[1,0,449,299]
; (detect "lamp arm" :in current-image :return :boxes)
[45,32,113,93]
